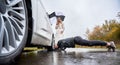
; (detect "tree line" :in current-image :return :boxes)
[86,19,120,44]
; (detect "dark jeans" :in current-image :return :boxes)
[74,36,107,46]
[57,36,107,49]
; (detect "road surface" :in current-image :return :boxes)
[16,48,120,65]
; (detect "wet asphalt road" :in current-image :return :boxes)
[16,48,120,65]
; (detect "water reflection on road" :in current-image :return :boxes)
[16,48,120,65]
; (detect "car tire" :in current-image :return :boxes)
[0,0,28,64]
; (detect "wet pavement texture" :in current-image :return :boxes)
[16,48,120,65]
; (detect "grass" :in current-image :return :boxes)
[116,44,120,50]
[24,47,44,51]
[75,45,106,49]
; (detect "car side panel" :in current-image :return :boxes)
[30,0,53,46]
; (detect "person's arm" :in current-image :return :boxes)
[62,23,65,32]
[55,24,58,29]
[60,23,65,34]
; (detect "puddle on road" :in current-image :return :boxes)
[16,48,120,65]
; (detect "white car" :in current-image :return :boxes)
[0,0,54,64]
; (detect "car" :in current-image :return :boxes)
[0,0,54,64]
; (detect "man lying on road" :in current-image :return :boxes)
[54,36,116,52]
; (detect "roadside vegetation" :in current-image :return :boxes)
[85,12,120,49]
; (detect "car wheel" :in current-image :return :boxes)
[0,0,28,64]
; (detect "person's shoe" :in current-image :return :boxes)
[107,41,116,52]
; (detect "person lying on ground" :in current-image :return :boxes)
[54,36,116,52]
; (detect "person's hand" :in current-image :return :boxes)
[54,44,58,49]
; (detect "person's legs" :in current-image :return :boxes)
[74,36,107,46]
[89,40,107,46]
[74,36,116,52]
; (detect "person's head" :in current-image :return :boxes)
[57,17,62,23]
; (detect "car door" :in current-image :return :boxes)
[31,0,53,46]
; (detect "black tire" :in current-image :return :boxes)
[0,0,28,64]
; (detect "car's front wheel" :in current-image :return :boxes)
[0,0,28,64]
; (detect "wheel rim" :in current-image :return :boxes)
[0,0,26,56]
